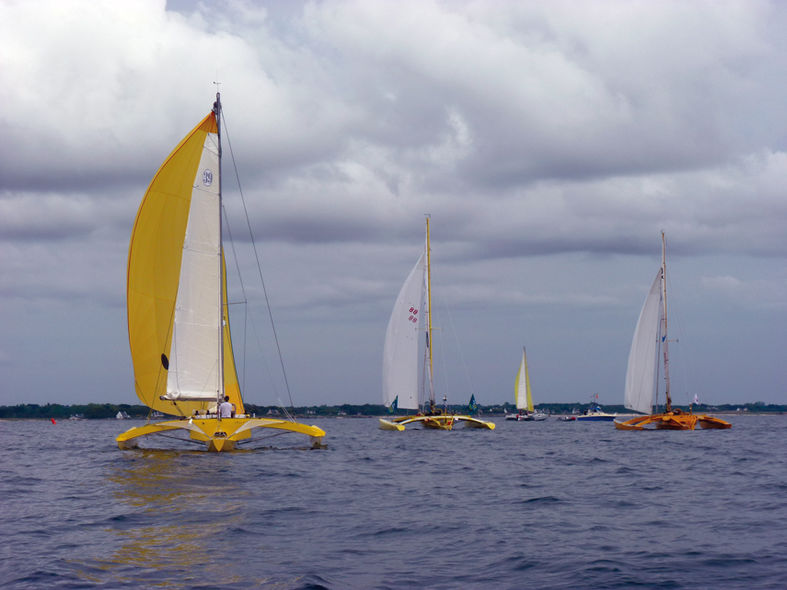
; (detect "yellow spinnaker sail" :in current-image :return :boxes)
[127,112,243,417]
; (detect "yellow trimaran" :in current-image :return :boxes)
[378,217,495,432]
[117,93,325,451]
[614,232,730,431]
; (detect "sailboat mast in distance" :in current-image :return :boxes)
[660,231,671,412]
[425,214,435,407]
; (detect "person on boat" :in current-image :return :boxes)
[218,396,235,418]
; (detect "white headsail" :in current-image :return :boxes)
[165,130,223,401]
[382,252,426,410]
[623,268,663,414]
[514,347,533,411]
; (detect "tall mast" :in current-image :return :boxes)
[425,215,435,406]
[213,92,225,411]
[523,346,532,412]
[661,231,671,412]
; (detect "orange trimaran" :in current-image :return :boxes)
[614,232,730,431]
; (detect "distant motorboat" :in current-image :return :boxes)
[573,405,617,422]
[506,411,547,421]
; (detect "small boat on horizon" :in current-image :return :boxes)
[505,347,547,421]
[560,394,617,421]
[561,406,617,422]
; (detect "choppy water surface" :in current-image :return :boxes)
[1,415,785,589]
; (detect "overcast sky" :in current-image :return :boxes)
[1,0,785,410]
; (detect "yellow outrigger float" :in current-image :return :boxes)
[614,233,730,431]
[378,217,495,432]
[118,93,325,451]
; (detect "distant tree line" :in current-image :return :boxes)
[0,401,784,419]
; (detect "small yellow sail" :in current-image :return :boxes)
[127,112,242,417]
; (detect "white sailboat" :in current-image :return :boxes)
[379,217,495,431]
[117,93,326,451]
[505,347,546,421]
[614,232,730,431]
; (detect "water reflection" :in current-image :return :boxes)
[102,450,249,587]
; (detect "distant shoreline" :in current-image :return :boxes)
[1,413,783,422]
[1,401,783,420]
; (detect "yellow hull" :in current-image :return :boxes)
[457,415,496,429]
[378,414,495,431]
[614,412,731,431]
[422,416,454,430]
[117,417,326,451]
[378,418,405,431]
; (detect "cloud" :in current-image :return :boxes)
[0,0,785,406]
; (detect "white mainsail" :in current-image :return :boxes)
[165,130,223,401]
[623,268,663,415]
[514,347,533,411]
[382,252,426,410]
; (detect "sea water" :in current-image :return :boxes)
[0,415,785,589]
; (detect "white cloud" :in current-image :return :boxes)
[0,0,785,406]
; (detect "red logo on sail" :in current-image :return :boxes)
[408,307,419,323]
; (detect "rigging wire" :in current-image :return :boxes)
[664,268,694,406]
[221,214,285,407]
[431,290,475,404]
[441,293,475,398]
[221,204,249,391]
[220,110,296,414]
[223,213,291,417]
